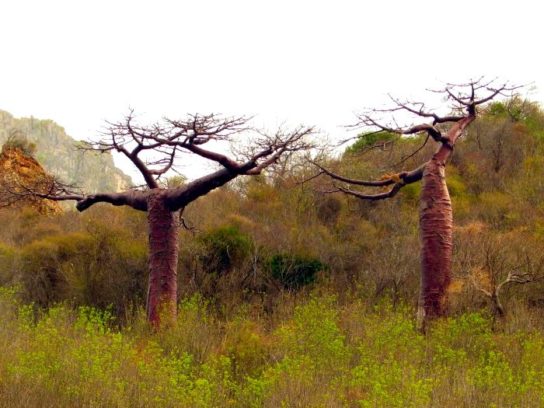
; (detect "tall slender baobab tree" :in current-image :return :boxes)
[9,113,313,326]
[313,79,518,328]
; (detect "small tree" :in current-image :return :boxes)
[313,79,518,328]
[7,112,313,327]
[456,227,544,319]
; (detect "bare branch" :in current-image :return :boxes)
[177,207,197,233]
[0,167,149,212]
[75,190,148,212]
[311,161,395,187]
[351,79,520,151]
[391,134,430,167]
[316,78,516,206]
[178,143,242,171]
[469,273,493,298]
[311,160,425,202]
[385,95,464,125]
[85,113,254,188]
[336,181,407,201]
[240,126,315,175]
[160,125,315,211]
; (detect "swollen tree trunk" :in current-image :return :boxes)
[416,116,475,329]
[146,191,179,327]
[417,157,452,326]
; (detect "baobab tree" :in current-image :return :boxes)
[313,79,518,328]
[7,112,313,327]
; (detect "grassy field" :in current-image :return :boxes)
[1,286,544,407]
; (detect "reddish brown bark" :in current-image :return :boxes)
[15,113,313,327]
[314,81,517,329]
[417,116,474,326]
[418,157,452,321]
[146,191,179,328]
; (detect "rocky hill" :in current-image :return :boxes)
[0,146,62,214]
[0,110,132,193]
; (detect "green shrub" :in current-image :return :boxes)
[268,253,325,289]
[276,296,349,368]
[345,131,398,155]
[2,290,544,407]
[198,226,252,274]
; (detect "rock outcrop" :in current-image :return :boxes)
[0,110,132,193]
[0,145,62,214]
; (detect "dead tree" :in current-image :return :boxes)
[471,270,535,318]
[7,112,313,327]
[313,79,518,328]
[459,229,544,319]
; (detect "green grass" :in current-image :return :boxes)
[1,287,544,407]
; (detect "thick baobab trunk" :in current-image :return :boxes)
[417,157,453,327]
[416,116,475,329]
[146,192,178,327]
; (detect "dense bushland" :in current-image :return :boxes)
[2,100,543,317]
[1,99,544,406]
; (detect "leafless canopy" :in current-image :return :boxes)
[4,112,314,213]
[90,112,313,188]
[313,78,521,198]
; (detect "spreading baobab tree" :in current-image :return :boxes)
[7,113,313,327]
[313,79,519,328]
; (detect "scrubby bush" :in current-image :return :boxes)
[17,225,147,315]
[198,226,252,274]
[18,232,95,306]
[2,131,37,157]
[268,253,325,290]
[0,243,16,285]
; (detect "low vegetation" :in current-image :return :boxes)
[2,287,544,407]
[1,98,544,406]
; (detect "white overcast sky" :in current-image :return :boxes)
[1,0,543,182]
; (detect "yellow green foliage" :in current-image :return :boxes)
[3,288,544,407]
[1,99,544,406]
[478,191,516,228]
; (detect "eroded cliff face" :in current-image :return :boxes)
[0,146,62,214]
[0,110,132,193]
